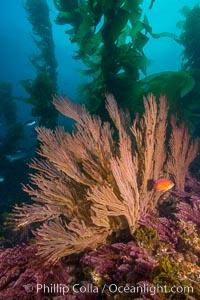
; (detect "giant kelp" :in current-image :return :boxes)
[0,82,24,154]
[129,4,200,132]
[134,70,195,116]
[176,4,200,136]
[53,0,190,125]
[0,83,26,238]
[179,4,200,70]
[53,0,162,117]
[20,0,58,128]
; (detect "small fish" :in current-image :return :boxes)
[24,120,36,126]
[6,151,30,163]
[0,176,4,183]
[154,178,174,192]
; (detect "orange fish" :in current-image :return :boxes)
[154,178,174,192]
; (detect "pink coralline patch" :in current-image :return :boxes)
[0,244,75,299]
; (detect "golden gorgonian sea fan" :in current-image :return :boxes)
[10,94,198,264]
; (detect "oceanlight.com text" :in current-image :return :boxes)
[23,282,194,296]
[104,283,193,295]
